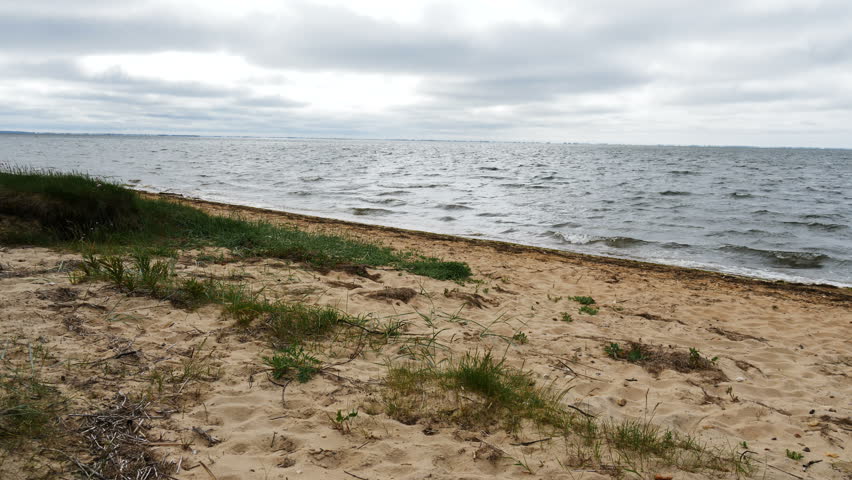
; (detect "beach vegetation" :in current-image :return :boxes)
[785,449,803,461]
[264,344,321,383]
[570,296,596,305]
[329,409,358,434]
[0,168,471,281]
[383,349,751,475]
[603,342,726,381]
[579,305,599,315]
[511,331,528,344]
[561,312,573,322]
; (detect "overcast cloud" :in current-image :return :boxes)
[1,0,851,147]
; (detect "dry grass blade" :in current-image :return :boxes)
[70,392,175,480]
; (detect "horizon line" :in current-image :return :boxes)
[1,129,849,151]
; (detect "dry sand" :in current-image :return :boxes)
[1,194,850,479]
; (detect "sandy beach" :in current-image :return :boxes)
[1,193,850,480]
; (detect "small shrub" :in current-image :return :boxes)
[560,312,573,323]
[579,305,599,315]
[512,332,528,344]
[786,449,803,461]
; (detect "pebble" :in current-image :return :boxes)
[617,398,627,407]
[735,376,746,382]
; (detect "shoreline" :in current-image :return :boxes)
[148,191,852,304]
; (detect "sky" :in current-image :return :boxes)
[1,0,851,147]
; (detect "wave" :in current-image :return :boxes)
[439,204,473,210]
[349,207,395,216]
[543,231,649,248]
[659,190,691,196]
[720,245,829,269]
[781,221,847,232]
[552,222,582,228]
[727,192,754,198]
[477,212,508,217]
[377,190,411,196]
[438,216,456,222]
[358,197,407,207]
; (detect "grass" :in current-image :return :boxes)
[570,296,596,305]
[264,344,321,383]
[383,349,751,475]
[384,350,569,431]
[579,305,599,315]
[72,253,357,344]
[0,373,64,449]
[0,168,471,281]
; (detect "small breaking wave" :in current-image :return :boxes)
[543,231,649,248]
[720,245,829,269]
[659,190,691,196]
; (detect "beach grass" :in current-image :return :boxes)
[383,349,752,475]
[0,168,471,281]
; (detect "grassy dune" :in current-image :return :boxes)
[0,168,471,281]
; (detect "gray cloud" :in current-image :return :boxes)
[0,1,851,146]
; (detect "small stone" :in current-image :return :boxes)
[794,433,801,438]
[735,376,746,382]
[809,409,815,414]
[654,474,674,480]
[803,447,810,452]
[617,398,627,407]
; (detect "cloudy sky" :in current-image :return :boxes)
[1,0,851,147]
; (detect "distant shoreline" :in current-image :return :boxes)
[3,130,849,151]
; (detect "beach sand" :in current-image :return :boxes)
[1,194,850,479]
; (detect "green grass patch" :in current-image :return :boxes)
[0,168,471,281]
[579,305,599,315]
[72,253,355,343]
[570,296,596,305]
[384,350,569,431]
[382,349,751,475]
[264,344,321,383]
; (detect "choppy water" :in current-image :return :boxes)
[2,134,851,286]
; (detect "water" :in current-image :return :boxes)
[2,134,851,286]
